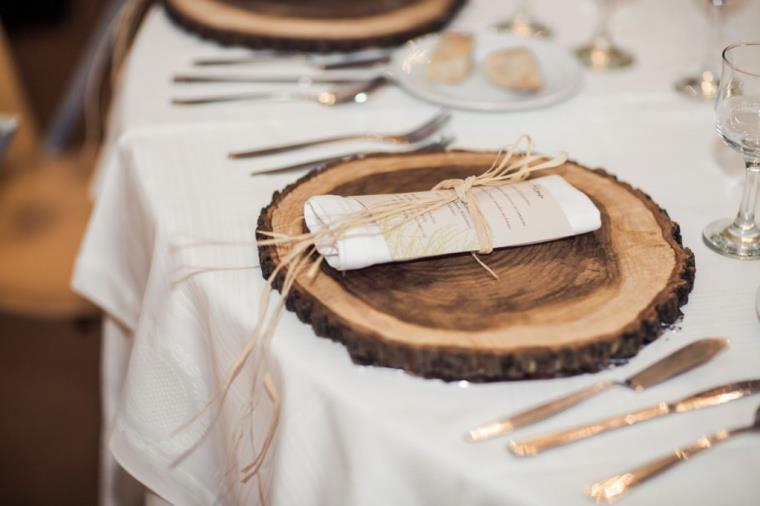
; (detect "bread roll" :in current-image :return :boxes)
[425,32,474,84]
[483,47,543,92]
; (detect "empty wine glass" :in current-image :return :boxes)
[674,0,724,100]
[575,0,634,70]
[703,43,760,259]
[493,0,553,38]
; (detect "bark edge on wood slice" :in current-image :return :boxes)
[257,151,695,382]
[163,0,466,52]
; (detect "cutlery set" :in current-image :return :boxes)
[467,337,760,501]
[248,133,454,176]
[231,109,452,174]
[172,52,451,171]
[173,50,392,106]
[230,110,450,160]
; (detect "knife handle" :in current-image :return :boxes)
[172,92,293,105]
[585,429,734,502]
[508,402,671,456]
[467,381,615,442]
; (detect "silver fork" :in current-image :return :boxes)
[229,110,451,159]
[249,134,455,176]
[172,76,387,106]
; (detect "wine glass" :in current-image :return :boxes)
[493,0,553,38]
[575,0,634,70]
[674,0,724,100]
[703,43,760,259]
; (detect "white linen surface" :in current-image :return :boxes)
[74,1,760,505]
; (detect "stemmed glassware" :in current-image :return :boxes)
[493,0,553,38]
[703,43,760,259]
[575,0,634,70]
[674,0,725,100]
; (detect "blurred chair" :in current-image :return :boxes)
[0,22,96,318]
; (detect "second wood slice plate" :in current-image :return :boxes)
[164,0,466,52]
[258,151,695,382]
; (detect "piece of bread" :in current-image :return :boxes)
[425,32,474,85]
[483,47,543,92]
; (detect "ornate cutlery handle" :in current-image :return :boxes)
[467,381,615,442]
[586,429,739,502]
[508,402,671,456]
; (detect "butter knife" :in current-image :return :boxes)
[508,378,760,456]
[467,338,728,442]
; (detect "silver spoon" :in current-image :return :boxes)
[586,402,760,503]
[229,110,450,159]
[172,76,387,106]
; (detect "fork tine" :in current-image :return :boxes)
[404,110,451,142]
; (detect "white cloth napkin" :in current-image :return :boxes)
[304,175,601,270]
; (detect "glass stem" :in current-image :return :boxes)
[700,0,724,78]
[513,0,531,23]
[593,0,614,48]
[731,160,760,233]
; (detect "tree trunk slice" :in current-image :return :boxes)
[257,151,695,381]
[163,0,466,52]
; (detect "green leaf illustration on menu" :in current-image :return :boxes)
[377,216,479,260]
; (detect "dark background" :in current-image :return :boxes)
[1,0,107,504]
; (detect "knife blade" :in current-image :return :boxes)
[508,378,760,457]
[625,338,728,391]
[466,338,728,442]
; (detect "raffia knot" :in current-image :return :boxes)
[433,174,493,254]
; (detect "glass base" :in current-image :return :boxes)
[575,43,634,70]
[703,218,760,260]
[674,74,719,100]
[493,17,552,38]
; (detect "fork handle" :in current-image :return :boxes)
[586,428,741,502]
[229,133,385,159]
[467,381,615,442]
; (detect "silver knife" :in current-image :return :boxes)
[508,378,760,457]
[467,338,728,442]
[249,135,455,176]
[193,54,391,70]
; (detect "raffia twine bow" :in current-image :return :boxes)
[176,135,567,485]
[429,136,568,259]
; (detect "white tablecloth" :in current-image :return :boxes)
[74,1,760,505]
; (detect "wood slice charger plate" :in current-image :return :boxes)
[258,151,695,382]
[164,0,466,52]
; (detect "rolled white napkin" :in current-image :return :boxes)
[304,175,601,271]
